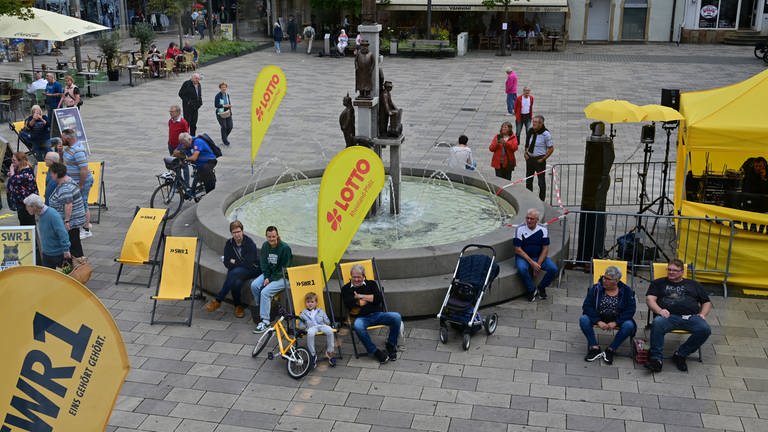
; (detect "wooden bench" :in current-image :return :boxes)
[400,39,454,58]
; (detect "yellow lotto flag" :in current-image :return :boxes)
[250,65,287,163]
[317,146,385,278]
[0,266,130,431]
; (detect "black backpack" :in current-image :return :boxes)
[197,133,222,158]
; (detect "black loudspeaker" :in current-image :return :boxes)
[641,124,655,143]
[661,88,680,111]
[580,136,615,210]
[578,136,614,261]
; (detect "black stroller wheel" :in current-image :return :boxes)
[439,326,448,344]
[484,313,498,335]
[462,332,471,350]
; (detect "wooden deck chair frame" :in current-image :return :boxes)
[150,236,202,326]
[284,262,343,359]
[115,207,168,288]
[336,258,389,358]
[590,259,635,355]
[87,161,108,223]
[646,262,702,362]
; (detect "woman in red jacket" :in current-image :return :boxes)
[488,121,518,180]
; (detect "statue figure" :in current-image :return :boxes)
[355,40,374,99]
[378,80,403,137]
[339,93,355,147]
[361,0,377,24]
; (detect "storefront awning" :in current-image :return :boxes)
[378,0,568,12]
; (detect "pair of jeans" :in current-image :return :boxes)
[516,114,532,144]
[515,255,558,294]
[250,275,288,323]
[80,175,94,214]
[525,157,547,201]
[506,92,516,115]
[274,41,281,54]
[216,266,260,306]
[306,325,335,356]
[289,37,297,51]
[217,114,233,145]
[579,315,636,351]
[67,227,83,258]
[353,311,402,354]
[649,314,711,360]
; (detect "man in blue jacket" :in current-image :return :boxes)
[205,220,260,318]
[580,265,636,365]
[176,132,217,195]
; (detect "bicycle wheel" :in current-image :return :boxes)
[286,346,311,379]
[150,181,183,220]
[251,330,274,357]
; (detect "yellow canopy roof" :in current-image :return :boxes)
[681,69,768,152]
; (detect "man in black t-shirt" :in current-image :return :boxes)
[645,259,712,373]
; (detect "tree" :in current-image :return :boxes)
[0,0,34,19]
[481,0,527,56]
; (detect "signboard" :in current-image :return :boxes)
[700,5,718,19]
[0,266,130,431]
[221,23,234,41]
[52,107,88,145]
[0,226,36,270]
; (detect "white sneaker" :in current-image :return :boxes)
[79,228,93,239]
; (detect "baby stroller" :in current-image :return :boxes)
[437,244,500,350]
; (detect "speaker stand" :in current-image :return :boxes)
[641,123,676,217]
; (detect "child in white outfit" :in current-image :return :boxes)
[298,292,336,367]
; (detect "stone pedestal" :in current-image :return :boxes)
[373,135,404,215]
[353,96,379,139]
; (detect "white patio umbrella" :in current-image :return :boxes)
[0,8,109,70]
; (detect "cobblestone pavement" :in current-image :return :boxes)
[2,39,768,432]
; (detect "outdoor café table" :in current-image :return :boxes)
[125,64,138,87]
[77,71,98,97]
[548,34,561,51]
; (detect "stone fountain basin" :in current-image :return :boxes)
[188,167,567,318]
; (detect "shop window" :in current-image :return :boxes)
[699,0,741,29]
[622,0,647,40]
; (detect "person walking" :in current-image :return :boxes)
[505,68,518,116]
[273,22,283,54]
[47,162,86,259]
[287,16,298,52]
[514,86,534,143]
[303,23,316,55]
[214,82,233,146]
[23,194,70,269]
[178,73,203,136]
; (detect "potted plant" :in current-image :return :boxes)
[131,22,156,57]
[98,32,121,81]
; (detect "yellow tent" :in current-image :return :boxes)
[675,70,768,292]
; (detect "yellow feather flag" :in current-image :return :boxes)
[317,146,385,279]
[0,266,130,431]
[251,65,287,163]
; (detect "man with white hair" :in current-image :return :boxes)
[176,132,217,195]
[23,194,70,268]
[178,73,203,135]
[514,208,559,302]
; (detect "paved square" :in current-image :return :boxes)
[2,38,768,431]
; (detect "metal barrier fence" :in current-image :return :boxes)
[556,209,733,296]
[550,161,675,210]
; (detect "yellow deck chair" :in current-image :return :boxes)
[591,259,629,285]
[336,258,389,358]
[647,262,702,361]
[115,207,168,287]
[86,161,108,223]
[150,236,201,326]
[285,263,342,359]
[11,120,28,153]
[35,161,47,197]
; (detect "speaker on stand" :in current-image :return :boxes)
[577,122,615,262]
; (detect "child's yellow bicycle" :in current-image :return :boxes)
[251,309,312,379]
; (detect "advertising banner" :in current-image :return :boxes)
[221,23,233,40]
[250,65,287,163]
[0,266,130,431]
[0,226,36,270]
[316,146,385,278]
[52,107,88,145]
